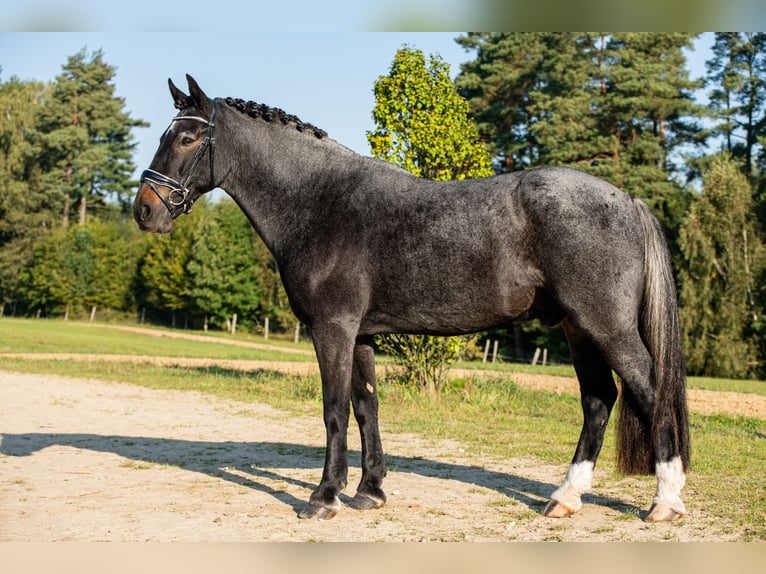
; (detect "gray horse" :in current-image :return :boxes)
[134,76,689,523]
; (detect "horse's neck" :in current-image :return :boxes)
[220,111,362,257]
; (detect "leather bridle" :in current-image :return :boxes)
[140,99,217,217]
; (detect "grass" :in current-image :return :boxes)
[0,317,314,362]
[1,317,765,539]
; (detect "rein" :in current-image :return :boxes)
[140,99,217,217]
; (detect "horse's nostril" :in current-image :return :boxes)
[140,203,151,221]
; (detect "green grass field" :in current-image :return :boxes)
[1,317,764,539]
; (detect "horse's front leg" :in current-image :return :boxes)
[298,321,356,520]
[348,337,387,510]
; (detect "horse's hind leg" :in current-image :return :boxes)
[595,329,687,523]
[544,319,618,518]
[348,337,387,510]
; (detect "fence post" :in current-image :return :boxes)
[294,321,300,343]
[264,317,270,340]
[532,347,541,366]
[140,307,146,325]
[492,340,499,363]
[89,306,96,322]
[542,348,548,366]
[231,313,238,335]
[482,339,490,363]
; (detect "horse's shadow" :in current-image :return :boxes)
[0,432,637,516]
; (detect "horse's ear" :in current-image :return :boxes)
[168,78,190,110]
[186,74,213,117]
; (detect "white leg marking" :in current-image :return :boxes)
[653,456,686,513]
[550,461,594,512]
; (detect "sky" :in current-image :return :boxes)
[0,33,476,174]
[1,32,714,181]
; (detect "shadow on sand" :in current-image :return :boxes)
[0,431,639,516]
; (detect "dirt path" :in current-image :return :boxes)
[0,368,749,541]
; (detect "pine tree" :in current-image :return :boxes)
[600,32,703,231]
[456,32,704,231]
[455,33,547,172]
[37,48,147,228]
[706,33,766,178]
[368,46,493,394]
[677,154,765,378]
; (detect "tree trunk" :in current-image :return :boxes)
[78,194,87,226]
[62,192,70,230]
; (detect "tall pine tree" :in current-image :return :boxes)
[37,48,147,228]
[706,32,766,178]
[456,32,704,231]
[456,33,546,172]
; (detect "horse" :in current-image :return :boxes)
[134,75,690,523]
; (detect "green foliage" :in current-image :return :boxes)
[0,77,59,304]
[376,333,471,396]
[678,154,765,378]
[369,46,492,394]
[186,200,264,330]
[139,203,205,319]
[137,198,295,332]
[368,46,493,181]
[15,219,146,316]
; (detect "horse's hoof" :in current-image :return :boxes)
[298,498,341,520]
[348,492,385,511]
[542,499,577,518]
[644,503,684,523]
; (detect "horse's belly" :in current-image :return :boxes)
[361,279,538,336]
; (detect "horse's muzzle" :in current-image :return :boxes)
[134,183,174,234]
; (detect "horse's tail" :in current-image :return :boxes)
[617,198,690,475]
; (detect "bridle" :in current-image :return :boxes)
[140,99,217,217]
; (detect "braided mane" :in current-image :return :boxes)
[225,97,327,139]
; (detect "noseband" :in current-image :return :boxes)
[140,100,217,217]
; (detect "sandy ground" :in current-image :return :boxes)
[1,360,761,542]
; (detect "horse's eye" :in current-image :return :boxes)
[180,136,195,147]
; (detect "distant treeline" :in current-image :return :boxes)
[1,34,766,378]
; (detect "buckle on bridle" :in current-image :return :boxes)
[140,169,193,216]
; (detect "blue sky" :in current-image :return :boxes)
[0,33,474,172]
[1,32,714,179]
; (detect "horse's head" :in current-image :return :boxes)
[134,75,217,233]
